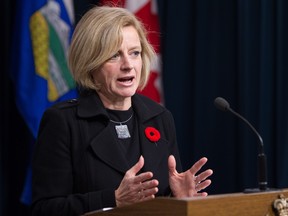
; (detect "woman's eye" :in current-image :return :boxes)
[110,53,120,60]
[132,51,141,56]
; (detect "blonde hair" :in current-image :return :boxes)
[68,5,156,91]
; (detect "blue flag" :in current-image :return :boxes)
[10,0,77,204]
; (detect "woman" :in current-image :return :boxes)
[31,5,213,216]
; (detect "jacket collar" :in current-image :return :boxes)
[77,91,108,119]
[77,91,165,122]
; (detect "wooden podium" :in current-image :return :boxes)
[84,188,288,216]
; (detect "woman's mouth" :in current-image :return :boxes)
[117,76,134,84]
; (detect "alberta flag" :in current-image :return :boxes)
[100,0,164,103]
[10,0,77,204]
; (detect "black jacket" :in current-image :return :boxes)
[31,92,182,216]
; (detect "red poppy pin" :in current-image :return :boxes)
[145,127,161,142]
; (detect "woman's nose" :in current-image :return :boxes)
[120,55,133,71]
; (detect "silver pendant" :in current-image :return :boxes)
[115,124,131,139]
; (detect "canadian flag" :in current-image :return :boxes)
[100,0,163,103]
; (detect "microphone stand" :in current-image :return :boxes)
[227,108,268,193]
[214,97,274,193]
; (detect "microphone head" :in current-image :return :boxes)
[214,97,230,111]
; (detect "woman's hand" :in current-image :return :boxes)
[168,155,213,198]
[115,156,159,207]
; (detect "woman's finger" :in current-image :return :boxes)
[168,155,178,175]
[195,179,212,192]
[194,169,213,183]
[189,157,208,175]
[126,155,144,177]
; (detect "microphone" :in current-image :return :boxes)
[214,97,268,192]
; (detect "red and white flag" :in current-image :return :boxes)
[100,0,163,103]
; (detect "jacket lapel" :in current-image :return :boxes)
[90,125,130,174]
[77,92,130,174]
[132,95,168,173]
[139,124,168,173]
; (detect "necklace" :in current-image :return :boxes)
[110,113,133,139]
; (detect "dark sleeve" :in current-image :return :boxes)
[31,107,116,216]
[166,110,182,172]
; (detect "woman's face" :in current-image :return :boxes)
[93,26,142,107]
